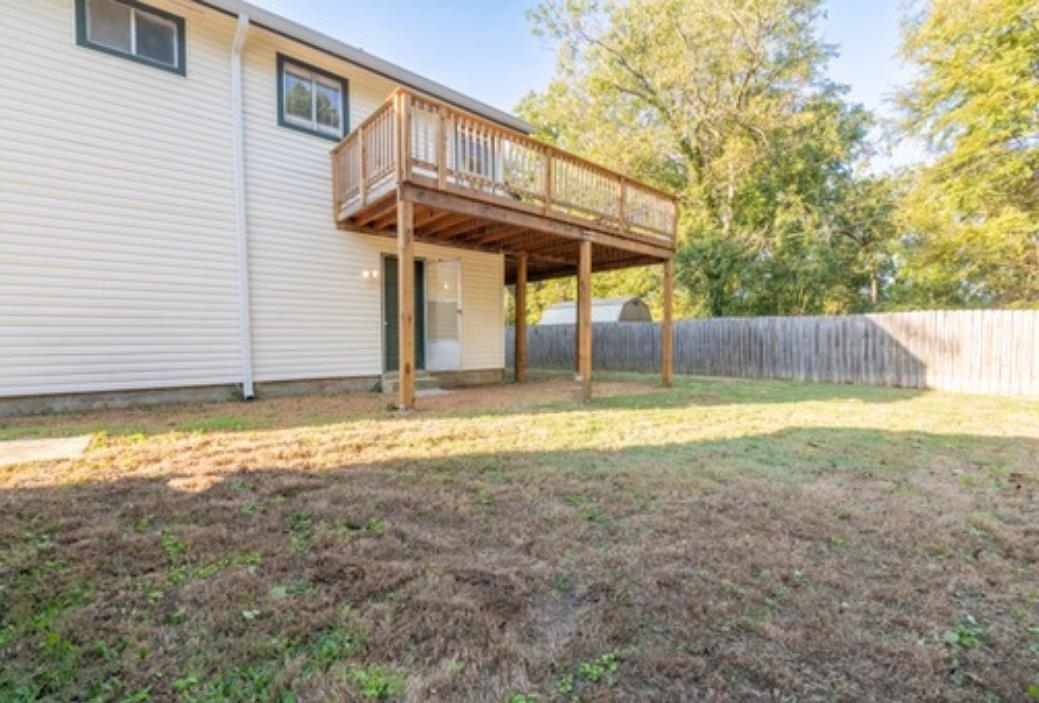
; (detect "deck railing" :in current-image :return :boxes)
[331,88,678,248]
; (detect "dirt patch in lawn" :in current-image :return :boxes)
[1,376,1037,701]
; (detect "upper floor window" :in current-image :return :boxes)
[277,55,348,140]
[76,0,185,75]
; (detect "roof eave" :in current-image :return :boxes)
[196,0,533,135]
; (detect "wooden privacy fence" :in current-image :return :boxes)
[505,310,1039,398]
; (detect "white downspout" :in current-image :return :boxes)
[231,14,254,399]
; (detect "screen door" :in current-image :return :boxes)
[425,258,461,371]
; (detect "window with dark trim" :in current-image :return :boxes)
[75,0,186,75]
[277,54,349,141]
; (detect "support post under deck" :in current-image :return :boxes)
[515,253,528,383]
[577,240,593,401]
[397,198,416,409]
[662,257,674,388]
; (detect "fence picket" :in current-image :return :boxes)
[505,310,1039,398]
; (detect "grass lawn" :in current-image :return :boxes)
[1,373,1038,702]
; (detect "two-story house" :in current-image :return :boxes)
[0,0,677,413]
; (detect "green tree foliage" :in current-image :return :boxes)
[895,0,1039,308]
[519,0,897,317]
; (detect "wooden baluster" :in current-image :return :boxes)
[476,126,482,181]
[457,121,466,184]
[672,199,678,246]
[359,125,368,207]
[618,180,626,233]
[496,134,504,192]
[436,106,447,190]
[478,127,485,181]
[490,131,497,186]
[543,150,553,213]
[484,129,489,184]
[489,131,495,186]
[471,124,477,182]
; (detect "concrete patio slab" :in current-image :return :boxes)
[0,435,92,468]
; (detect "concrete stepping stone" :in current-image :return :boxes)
[0,435,92,468]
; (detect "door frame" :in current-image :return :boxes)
[381,254,427,373]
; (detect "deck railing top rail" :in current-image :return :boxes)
[332,87,678,250]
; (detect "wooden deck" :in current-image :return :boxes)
[330,87,677,409]
[330,88,678,283]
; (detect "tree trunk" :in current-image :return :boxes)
[721,161,735,237]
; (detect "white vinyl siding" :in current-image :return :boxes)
[242,29,505,381]
[0,0,506,400]
[0,0,241,398]
[460,252,506,370]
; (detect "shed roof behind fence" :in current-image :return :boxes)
[538,297,653,325]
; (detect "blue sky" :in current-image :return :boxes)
[251,0,922,170]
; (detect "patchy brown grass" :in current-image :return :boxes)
[1,374,1038,702]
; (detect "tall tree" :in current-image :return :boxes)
[896,0,1039,307]
[520,0,881,316]
[835,176,901,308]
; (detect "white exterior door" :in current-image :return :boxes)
[425,258,462,370]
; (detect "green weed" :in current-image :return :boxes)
[159,530,187,561]
[347,665,405,699]
[943,614,986,649]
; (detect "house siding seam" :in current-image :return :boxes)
[0,0,505,400]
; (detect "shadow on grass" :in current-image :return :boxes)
[1,426,1036,701]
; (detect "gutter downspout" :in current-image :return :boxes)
[231,14,254,399]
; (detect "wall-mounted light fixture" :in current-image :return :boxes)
[361,268,380,281]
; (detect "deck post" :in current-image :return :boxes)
[515,252,528,383]
[393,92,404,183]
[397,197,416,409]
[573,277,580,374]
[400,92,412,180]
[662,257,674,388]
[577,239,593,401]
